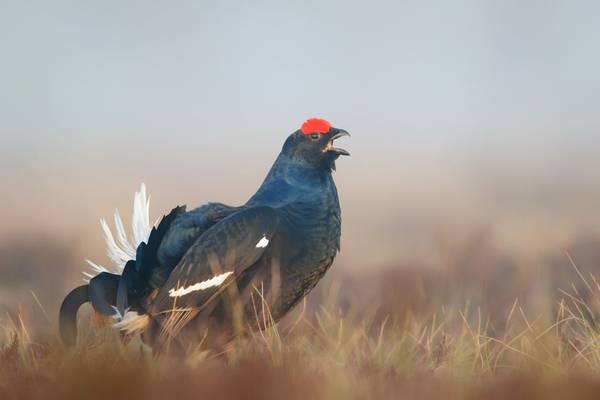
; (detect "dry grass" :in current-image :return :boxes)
[3,279,600,400]
[3,233,600,399]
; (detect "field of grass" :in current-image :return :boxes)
[3,232,600,399]
[3,270,600,400]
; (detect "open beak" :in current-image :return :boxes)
[325,129,351,156]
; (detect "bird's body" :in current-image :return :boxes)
[59,118,349,352]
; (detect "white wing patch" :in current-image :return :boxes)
[168,271,233,298]
[256,235,269,248]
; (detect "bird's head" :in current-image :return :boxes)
[281,118,350,172]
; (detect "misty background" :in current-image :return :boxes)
[1,1,599,329]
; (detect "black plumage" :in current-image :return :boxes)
[59,119,349,351]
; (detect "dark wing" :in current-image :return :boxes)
[117,203,238,314]
[149,206,279,329]
[156,202,239,270]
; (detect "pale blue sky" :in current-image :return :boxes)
[1,0,599,265]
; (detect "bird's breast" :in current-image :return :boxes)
[244,174,342,317]
[267,197,340,310]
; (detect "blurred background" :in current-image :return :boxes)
[1,0,599,334]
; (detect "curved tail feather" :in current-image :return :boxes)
[60,273,120,346]
[61,185,185,346]
[59,285,90,346]
[88,272,120,316]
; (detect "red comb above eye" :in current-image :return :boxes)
[301,118,331,134]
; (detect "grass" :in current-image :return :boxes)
[3,277,600,400]
[2,232,600,399]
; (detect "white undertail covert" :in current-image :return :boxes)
[84,183,154,279]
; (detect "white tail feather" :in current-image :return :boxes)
[132,184,151,246]
[100,218,131,270]
[113,209,136,257]
[85,183,154,278]
[85,259,109,274]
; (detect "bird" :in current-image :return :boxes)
[59,118,350,353]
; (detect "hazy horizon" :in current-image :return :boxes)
[2,0,600,269]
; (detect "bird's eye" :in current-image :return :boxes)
[309,133,321,140]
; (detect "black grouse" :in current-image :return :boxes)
[60,118,350,352]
